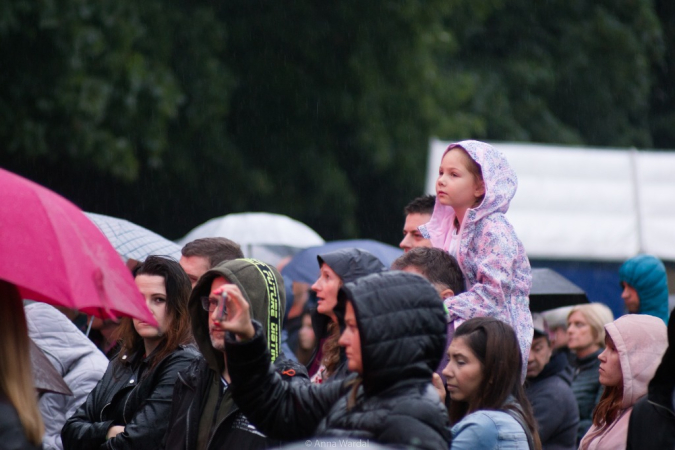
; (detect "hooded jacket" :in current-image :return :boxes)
[619,254,669,324]
[626,308,675,449]
[419,140,533,379]
[525,352,579,450]
[25,302,109,450]
[224,271,450,449]
[579,314,667,450]
[164,259,307,450]
[308,248,386,381]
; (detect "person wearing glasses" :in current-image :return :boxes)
[164,258,308,450]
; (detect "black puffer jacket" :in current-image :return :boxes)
[61,345,199,450]
[226,271,450,449]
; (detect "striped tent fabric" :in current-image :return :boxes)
[85,212,181,262]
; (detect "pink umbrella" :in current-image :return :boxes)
[0,168,155,324]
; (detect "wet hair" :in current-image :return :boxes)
[448,317,541,450]
[403,195,436,216]
[0,281,44,446]
[391,247,465,295]
[181,237,244,268]
[567,303,614,347]
[592,334,623,429]
[115,256,193,372]
[446,146,485,206]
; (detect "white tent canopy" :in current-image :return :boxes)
[426,139,675,261]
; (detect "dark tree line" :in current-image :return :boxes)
[1,0,672,244]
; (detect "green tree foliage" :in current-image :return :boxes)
[0,1,672,245]
[435,0,664,147]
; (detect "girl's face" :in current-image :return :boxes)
[566,311,598,352]
[311,264,341,318]
[442,337,483,403]
[598,335,623,387]
[133,274,170,342]
[298,314,316,350]
[436,149,485,211]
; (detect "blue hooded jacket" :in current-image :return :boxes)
[619,254,669,325]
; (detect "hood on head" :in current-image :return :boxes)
[604,314,667,408]
[618,254,669,324]
[317,248,386,284]
[436,140,518,223]
[336,271,446,393]
[189,258,285,373]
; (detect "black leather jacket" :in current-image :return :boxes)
[62,345,199,450]
[164,355,308,450]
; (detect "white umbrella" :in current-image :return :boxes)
[178,212,324,265]
[85,212,182,262]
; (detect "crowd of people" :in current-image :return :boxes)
[1,140,673,450]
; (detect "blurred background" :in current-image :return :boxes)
[1,0,674,310]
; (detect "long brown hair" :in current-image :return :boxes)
[592,385,622,429]
[115,256,192,373]
[322,321,342,378]
[0,281,44,445]
[448,317,541,450]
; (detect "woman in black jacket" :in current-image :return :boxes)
[62,256,199,450]
[219,271,450,450]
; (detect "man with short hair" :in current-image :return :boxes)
[399,195,435,252]
[391,247,464,298]
[391,247,464,384]
[165,259,307,450]
[180,237,244,287]
[525,314,578,450]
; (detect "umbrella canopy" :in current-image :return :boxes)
[29,338,72,396]
[0,168,155,324]
[178,212,325,265]
[529,268,589,312]
[85,212,181,262]
[281,239,403,285]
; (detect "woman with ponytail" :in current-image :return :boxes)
[0,280,44,450]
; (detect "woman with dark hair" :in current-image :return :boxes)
[62,256,199,450]
[308,248,385,383]
[579,314,666,449]
[0,280,44,450]
[442,317,541,450]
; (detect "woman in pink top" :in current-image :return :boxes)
[420,140,532,378]
[579,314,667,449]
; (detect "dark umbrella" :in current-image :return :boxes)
[529,268,589,312]
[29,338,72,396]
[281,239,402,285]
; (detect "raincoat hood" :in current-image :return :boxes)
[424,140,517,247]
[189,258,285,373]
[336,271,446,393]
[604,314,667,408]
[317,248,386,284]
[618,254,669,324]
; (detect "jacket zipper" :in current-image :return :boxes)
[100,402,112,422]
[647,398,675,418]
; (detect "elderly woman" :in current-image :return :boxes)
[566,303,614,443]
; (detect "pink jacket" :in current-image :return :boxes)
[579,314,668,450]
[420,140,532,377]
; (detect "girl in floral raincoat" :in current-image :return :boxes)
[420,140,532,379]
